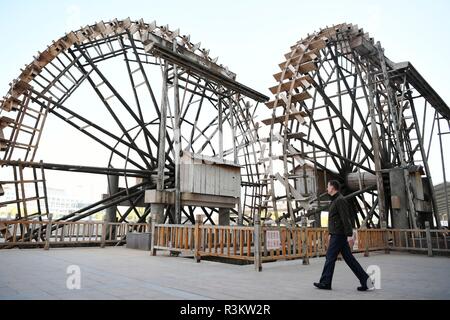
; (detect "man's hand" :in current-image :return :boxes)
[347,236,354,249]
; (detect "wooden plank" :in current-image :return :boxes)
[160,227,165,247]
[179,227,183,249]
[95,224,99,242]
[220,229,224,254]
[205,164,212,195]
[309,38,328,50]
[37,224,42,242]
[261,111,308,126]
[175,227,179,249]
[287,132,308,140]
[179,227,182,249]
[214,165,220,196]
[208,228,212,253]
[247,230,251,257]
[298,61,317,74]
[233,229,237,255]
[273,69,294,82]
[265,91,312,109]
[268,76,312,94]
[227,229,231,256]
[286,229,291,256]
[274,172,309,201]
[279,229,285,257]
[194,163,201,194]
[201,163,207,195]
[284,44,322,59]
[214,228,219,253]
[239,230,244,256]
[281,51,317,67]
[276,61,317,78]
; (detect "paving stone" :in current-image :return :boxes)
[0,248,449,299]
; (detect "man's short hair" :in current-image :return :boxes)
[328,180,340,191]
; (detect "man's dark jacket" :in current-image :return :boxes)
[328,192,353,237]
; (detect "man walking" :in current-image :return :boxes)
[314,180,373,291]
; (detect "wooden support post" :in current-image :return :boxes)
[173,42,182,224]
[218,208,230,226]
[366,66,387,226]
[425,221,433,257]
[150,213,157,256]
[101,221,107,248]
[105,172,118,239]
[381,221,390,254]
[44,213,53,250]
[154,60,169,224]
[254,213,262,272]
[301,219,309,265]
[194,214,203,263]
[377,42,417,229]
[218,87,223,158]
[364,229,369,257]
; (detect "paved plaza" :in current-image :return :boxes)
[0,247,449,300]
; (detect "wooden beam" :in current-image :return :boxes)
[261,111,308,125]
[268,76,312,95]
[265,91,312,108]
[145,190,238,208]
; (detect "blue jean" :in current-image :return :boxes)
[319,234,369,286]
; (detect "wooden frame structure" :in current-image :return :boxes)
[0,18,269,238]
[262,23,450,229]
[0,20,449,237]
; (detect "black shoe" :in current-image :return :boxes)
[357,280,374,291]
[357,285,369,291]
[357,276,375,291]
[314,282,332,290]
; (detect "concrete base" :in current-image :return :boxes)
[126,232,152,251]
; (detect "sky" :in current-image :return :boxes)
[1,0,450,99]
[0,0,449,196]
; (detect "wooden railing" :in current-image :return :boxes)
[150,214,450,272]
[198,225,255,261]
[152,224,196,253]
[0,218,149,249]
[260,227,329,261]
[3,215,449,270]
[357,229,388,253]
[387,228,449,255]
[151,219,255,261]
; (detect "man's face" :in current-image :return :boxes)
[327,183,336,195]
